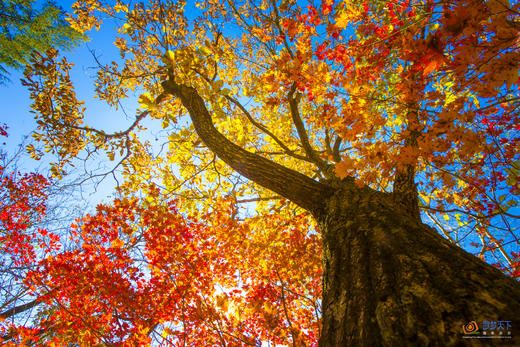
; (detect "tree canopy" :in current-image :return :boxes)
[1,0,519,345]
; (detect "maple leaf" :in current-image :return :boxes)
[334,158,354,179]
[423,59,441,77]
[335,11,350,30]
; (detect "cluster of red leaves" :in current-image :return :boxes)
[0,127,57,267]
[13,194,320,345]
[0,128,62,343]
[0,170,54,265]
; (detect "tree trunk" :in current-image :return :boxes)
[317,180,520,346]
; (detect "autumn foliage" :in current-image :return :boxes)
[9,193,319,345]
[2,0,520,344]
[0,125,59,342]
[0,129,53,262]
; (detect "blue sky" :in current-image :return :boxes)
[1,1,141,203]
[1,0,201,207]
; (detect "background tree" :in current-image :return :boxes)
[0,124,52,339]
[0,0,84,83]
[0,124,86,343]
[11,0,520,345]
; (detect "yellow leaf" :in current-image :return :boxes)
[122,23,133,34]
[162,327,173,337]
[112,238,124,248]
[334,158,354,179]
[221,88,231,95]
[264,302,274,314]
[216,294,229,311]
[138,93,156,110]
[212,79,224,91]
[114,3,128,13]
[335,11,350,29]
[165,50,175,64]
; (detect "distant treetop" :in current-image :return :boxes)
[0,0,85,83]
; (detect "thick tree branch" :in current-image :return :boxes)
[162,78,330,214]
[324,131,342,163]
[393,106,420,220]
[191,69,308,163]
[0,298,40,319]
[332,136,342,162]
[288,84,332,177]
[325,130,333,157]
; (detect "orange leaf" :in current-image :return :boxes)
[334,158,354,179]
[423,59,440,77]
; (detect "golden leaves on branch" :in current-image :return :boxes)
[22,50,87,178]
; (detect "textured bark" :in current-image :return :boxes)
[392,164,420,221]
[393,108,421,221]
[317,179,520,346]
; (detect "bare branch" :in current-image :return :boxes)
[288,84,332,177]
[225,95,310,162]
[0,298,40,319]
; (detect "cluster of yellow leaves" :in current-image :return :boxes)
[22,50,87,178]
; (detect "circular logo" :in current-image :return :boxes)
[462,321,479,334]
